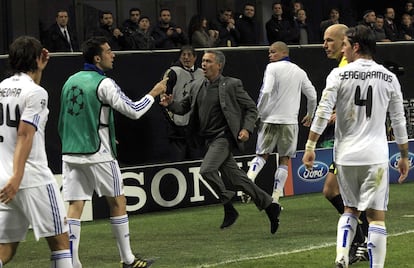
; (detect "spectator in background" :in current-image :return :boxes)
[320,8,341,40]
[400,13,414,40]
[265,2,299,45]
[291,1,304,19]
[296,9,314,44]
[404,0,414,16]
[121,7,141,40]
[359,10,376,31]
[87,11,126,50]
[161,46,205,161]
[152,8,188,49]
[188,14,219,48]
[210,8,241,47]
[236,3,261,45]
[375,15,391,42]
[45,9,79,52]
[126,16,155,49]
[383,7,400,41]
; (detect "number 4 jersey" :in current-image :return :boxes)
[311,58,408,166]
[0,73,55,188]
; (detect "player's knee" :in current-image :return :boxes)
[260,154,269,161]
[46,233,70,251]
[279,156,289,165]
[0,242,19,264]
[322,185,331,198]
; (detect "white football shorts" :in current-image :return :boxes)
[62,160,124,201]
[255,123,298,157]
[336,163,389,211]
[0,182,68,242]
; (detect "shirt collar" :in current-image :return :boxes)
[279,56,291,62]
[83,63,105,75]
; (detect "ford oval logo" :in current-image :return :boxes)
[389,152,414,171]
[297,161,329,182]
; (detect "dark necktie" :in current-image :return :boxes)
[63,29,73,52]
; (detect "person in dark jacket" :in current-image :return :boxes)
[236,3,261,45]
[160,50,281,235]
[121,8,141,36]
[127,16,155,49]
[87,10,126,50]
[152,8,188,49]
[265,2,299,45]
[45,9,79,52]
[210,8,240,47]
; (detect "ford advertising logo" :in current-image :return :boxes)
[297,161,329,182]
[389,152,414,171]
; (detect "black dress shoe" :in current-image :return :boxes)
[220,202,239,229]
[265,202,281,234]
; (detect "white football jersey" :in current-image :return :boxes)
[311,58,408,165]
[257,60,317,124]
[0,73,55,188]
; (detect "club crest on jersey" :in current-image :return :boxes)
[389,152,414,171]
[297,161,329,182]
[40,99,46,109]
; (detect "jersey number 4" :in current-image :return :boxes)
[0,103,21,142]
[354,85,372,119]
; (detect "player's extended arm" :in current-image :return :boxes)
[397,143,409,184]
[0,121,35,204]
[302,130,321,170]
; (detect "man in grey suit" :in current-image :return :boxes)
[160,50,281,234]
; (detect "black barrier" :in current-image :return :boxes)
[92,153,277,219]
[1,43,413,173]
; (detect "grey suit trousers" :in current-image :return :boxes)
[199,137,272,210]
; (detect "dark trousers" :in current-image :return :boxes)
[199,137,272,210]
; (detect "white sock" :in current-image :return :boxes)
[0,259,3,268]
[247,156,266,181]
[50,249,72,268]
[368,223,387,267]
[68,218,82,268]
[272,165,288,203]
[111,215,135,264]
[335,213,358,265]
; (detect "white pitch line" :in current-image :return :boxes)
[197,229,414,268]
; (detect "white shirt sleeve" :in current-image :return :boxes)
[301,73,317,118]
[97,78,155,120]
[257,65,276,113]
[21,86,48,130]
[388,77,408,144]
[310,69,338,135]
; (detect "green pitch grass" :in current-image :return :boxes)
[11,182,414,267]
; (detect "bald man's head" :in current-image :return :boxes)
[323,24,348,60]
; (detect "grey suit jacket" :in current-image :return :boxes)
[168,75,258,152]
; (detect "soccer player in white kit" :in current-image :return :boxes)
[0,36,72,267]
[302,25,409,268]
[246,41,317,204]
